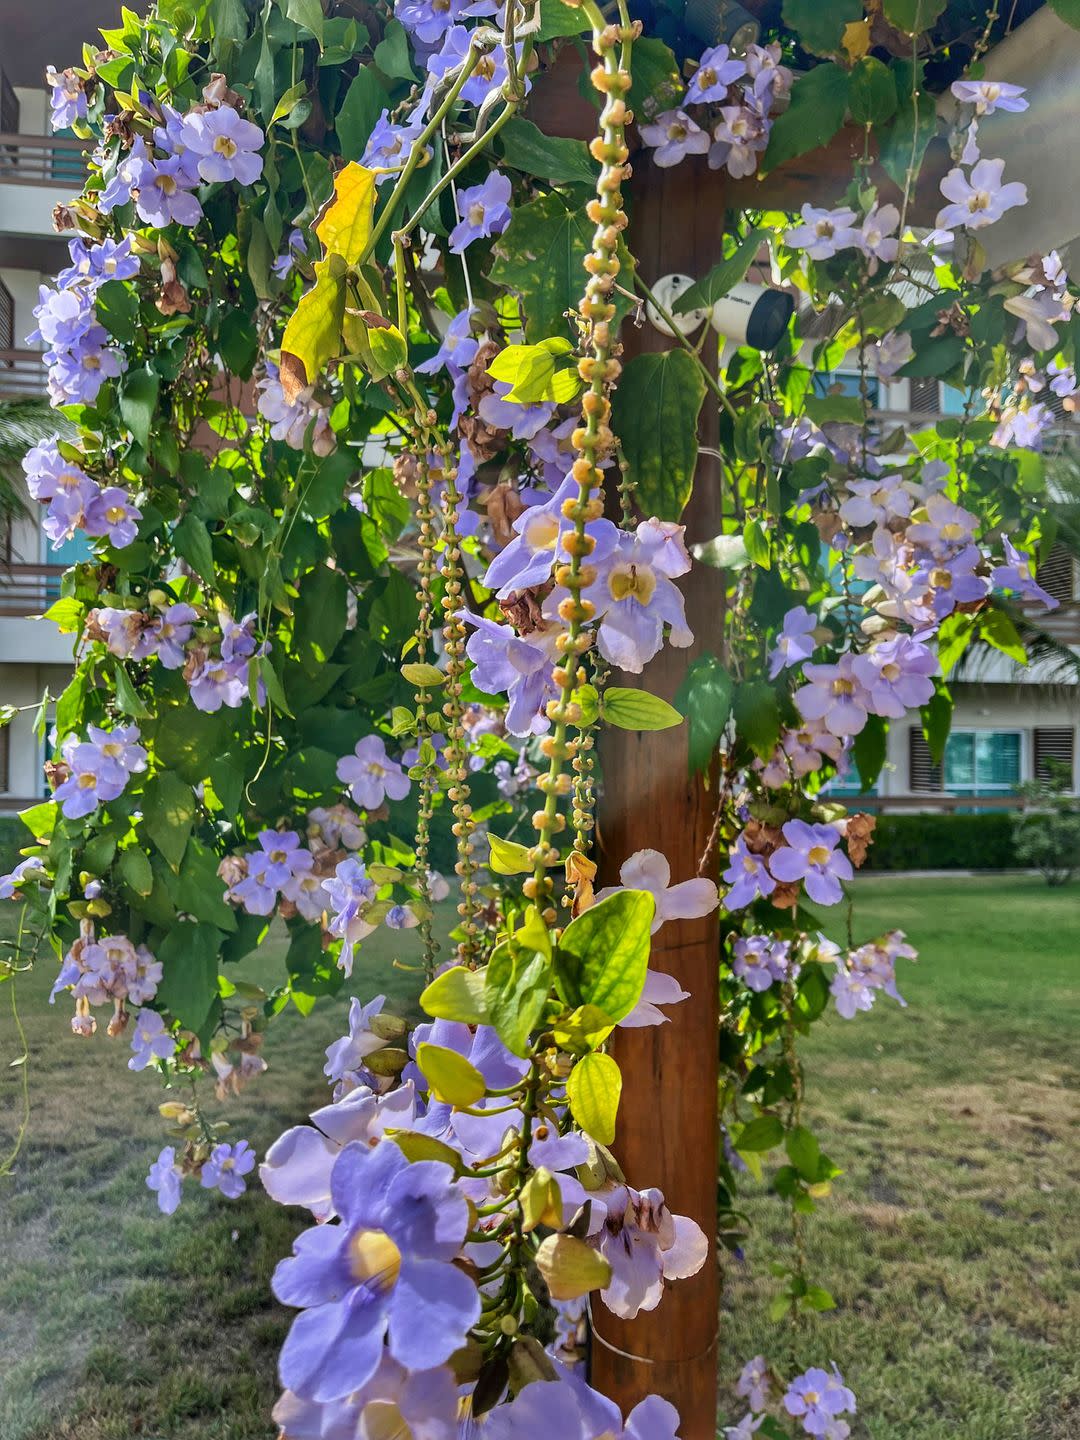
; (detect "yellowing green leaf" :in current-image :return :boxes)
[487,834,534,875]
[416,1042,487,1107]
[420,965,490,1025]
[520,1167,564,1232]
[554,889,654,1023]
[601,687,684,731]
[391,1131,464,1172]
[280,259,346,401]
[315,162,378,263]
[534,1233,611,1300]
[567,1051,622,1145]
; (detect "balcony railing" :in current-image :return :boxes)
[0,563,68,617]
[0,349,47,399]
[0,132,90,188]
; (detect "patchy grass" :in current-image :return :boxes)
[0,913,432,1440]
[720,876,1080,1440]
[2,877,1078,1439]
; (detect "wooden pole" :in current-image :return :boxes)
[590,153,725,1437]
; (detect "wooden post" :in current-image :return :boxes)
[590,153,725,1438]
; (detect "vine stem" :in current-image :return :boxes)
[631,270,740,422]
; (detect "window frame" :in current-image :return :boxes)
[942,726,1025,797]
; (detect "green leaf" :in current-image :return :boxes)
[487,834,534,875]
[536,0,590,39]
[743,518,771,569]
[143,771,196,872]
[280,259,346,399]
[981,607,1027,664]
[853,713,888,790]
[484,942,551,1057]
[270,79,311,125]
[785,1124,822,1181]
[336,68,385,161]
[421,964,490,1025]
[391,1131,464,1172]
[416,1041,487,1106]
[554,890,654,1024]
[112,660,149,719]
[567,1051,622,1145]
[849,56,897,125]
[763,63,851,173]
[120,366,160,448]
[498,119,597,186]
[373,18,416,81]
[736,1115,785,1152]
[804,394,865,426]
[921,682,952,765]
[294,564,348,673]
[781,0,862,55]
[19,801,57,841]
[882,0,946,32]
[674,654,734,774]
[284,0,323,44]
[879,61,937,190]
[41,597,83,633]
[627,37,683,114]
[173,512,215,587]
[674,228,767,315]
[172,839,237,930]
[488,340,580,405]
[733,681,781,759]
[611,349,705,521]
[400,662,445,688]
[936,611,978,676]
[489,191,595,344]
[96,278,139,342]
[118,846,154,897]
[155,920,222,1033]
[601,688,684,731]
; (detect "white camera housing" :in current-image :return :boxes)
[710,281,794,352]
[644,274,710,336]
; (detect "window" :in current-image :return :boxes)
[812,370,880,408]
[0,723,9,793]
[1034,727,1075,787]
[1036,544,1074,605]
[939,384,970,417]
[943,730,1021,796]
[909,728,943,792]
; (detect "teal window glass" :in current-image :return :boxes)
[944,731,1020,795]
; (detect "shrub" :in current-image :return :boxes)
[864,812,1019,871]
[1012,767,1080,885]
[0,814,28,875]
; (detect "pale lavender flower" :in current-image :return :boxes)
[686,43,745,104]
[618,969,691,1029]
[731,936,792,992]
[85,486,142,548]
[271,227,308,279]
[786,205,858,260]
[337,734,410,810]
[839,473,913,529]
[722,838,776,910]
[188,659,247,712]
[448,172,512,253]
[639,110,711,168]
[427,28,521,107]
[855,204,900,268]
[1005,290,1067,352]
[129,150,204,227]
[179,105,265,184]
[992,537,1059,609]
[768,606,817,678]
[594,847,718,935]
[129,1008,175,1071]
[397,0,472,45]
[363,110,428,181]
[483,476,619,598]
[735,1354,770,1413]
[148,602,199,669]
[323,857,379,976]
[783,1365,856,1436]
[992,402,1054,450]
[872,329,914,379]
[936,157,1027,231]
[462,613,561,736]
[593,1184,708,1319]
[201,1139,256,1198]
[852,635,938,717]
[574,519,694,674]
[324,996,390,1086]
[725,1415,764,1440]
[271,1356,459,1440]
[146,1147,183,1215]
[708,101,769,178]
[768,820,852,906]
[795,656,872,738]
[46,65,86,130]
[951,79,1028,115]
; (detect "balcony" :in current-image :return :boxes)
[0,133,89,244]
[0,349,47,400]
[0,562,67,617]
[0,562,77,666]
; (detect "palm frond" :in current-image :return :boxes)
[0,397,67,529]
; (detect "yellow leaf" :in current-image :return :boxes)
[841,18,871,60]
[279,259,346,401]
[566,1051,622,1145]
[488,833,533,875]
[315,162,378,264]
[416,1041,487,1107]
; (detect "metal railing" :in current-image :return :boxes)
[830,793,1026,812]
[0,132,90,187]
[0,349,47,399]
[0,562,68,617]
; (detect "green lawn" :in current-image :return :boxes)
[1,877,1078,1440]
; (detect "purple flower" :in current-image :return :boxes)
[839,473,912,529]
[572,519,693,674]
[951,79,1028,115]
[31,284,94,351]
[415,307,479,378]
[449,172,512,253]
[731,936,792,992]
[783,1365,856,1437]
[594,1184,708,1319]
[484,476,619,598]
[639,110,710,168]
[936,157,1027,231]
[46,66,87,130]
[595,847,717,935]
[272,1356,459,1440]
[852,635,937,717]
[735,1354,770,1412]
[795,655,872,738]
[129,1008,175,1071]
[708,102,769,178]
[188,659,247,712]
[363,110,429,181]
[722,838,776,910]
[22,437,91,502]
[385,903,419,930]
[0,858,45,902]
[201,1139,257,1199]
[619,968,691,1028]
[426,28,521,107]
[768,820,852,906]
[179,105,264,185]
[855,203,900,267]
[46,335,126,406]
[129,150,204,227]
[324,996,391,1087]
[873,330,914,379]
[397,0,472,45]
[146,1147,183,1215]
[257,829,313,888]
[58,235,140,288]
[85,486,142,547]
[271,1140,479,1402]
[992,402,1054,451]
[992,537,1059,610]
[686,44,745,104]
[480,1367,681,1440]
[337,734,411,811]
[148,602,199,668]
[786,205,858,260]
[768,606,818,678]
[462,613,561,735]
[54,723,146,818]
[323,858,379,976]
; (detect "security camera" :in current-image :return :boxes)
[645,274,794,352]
